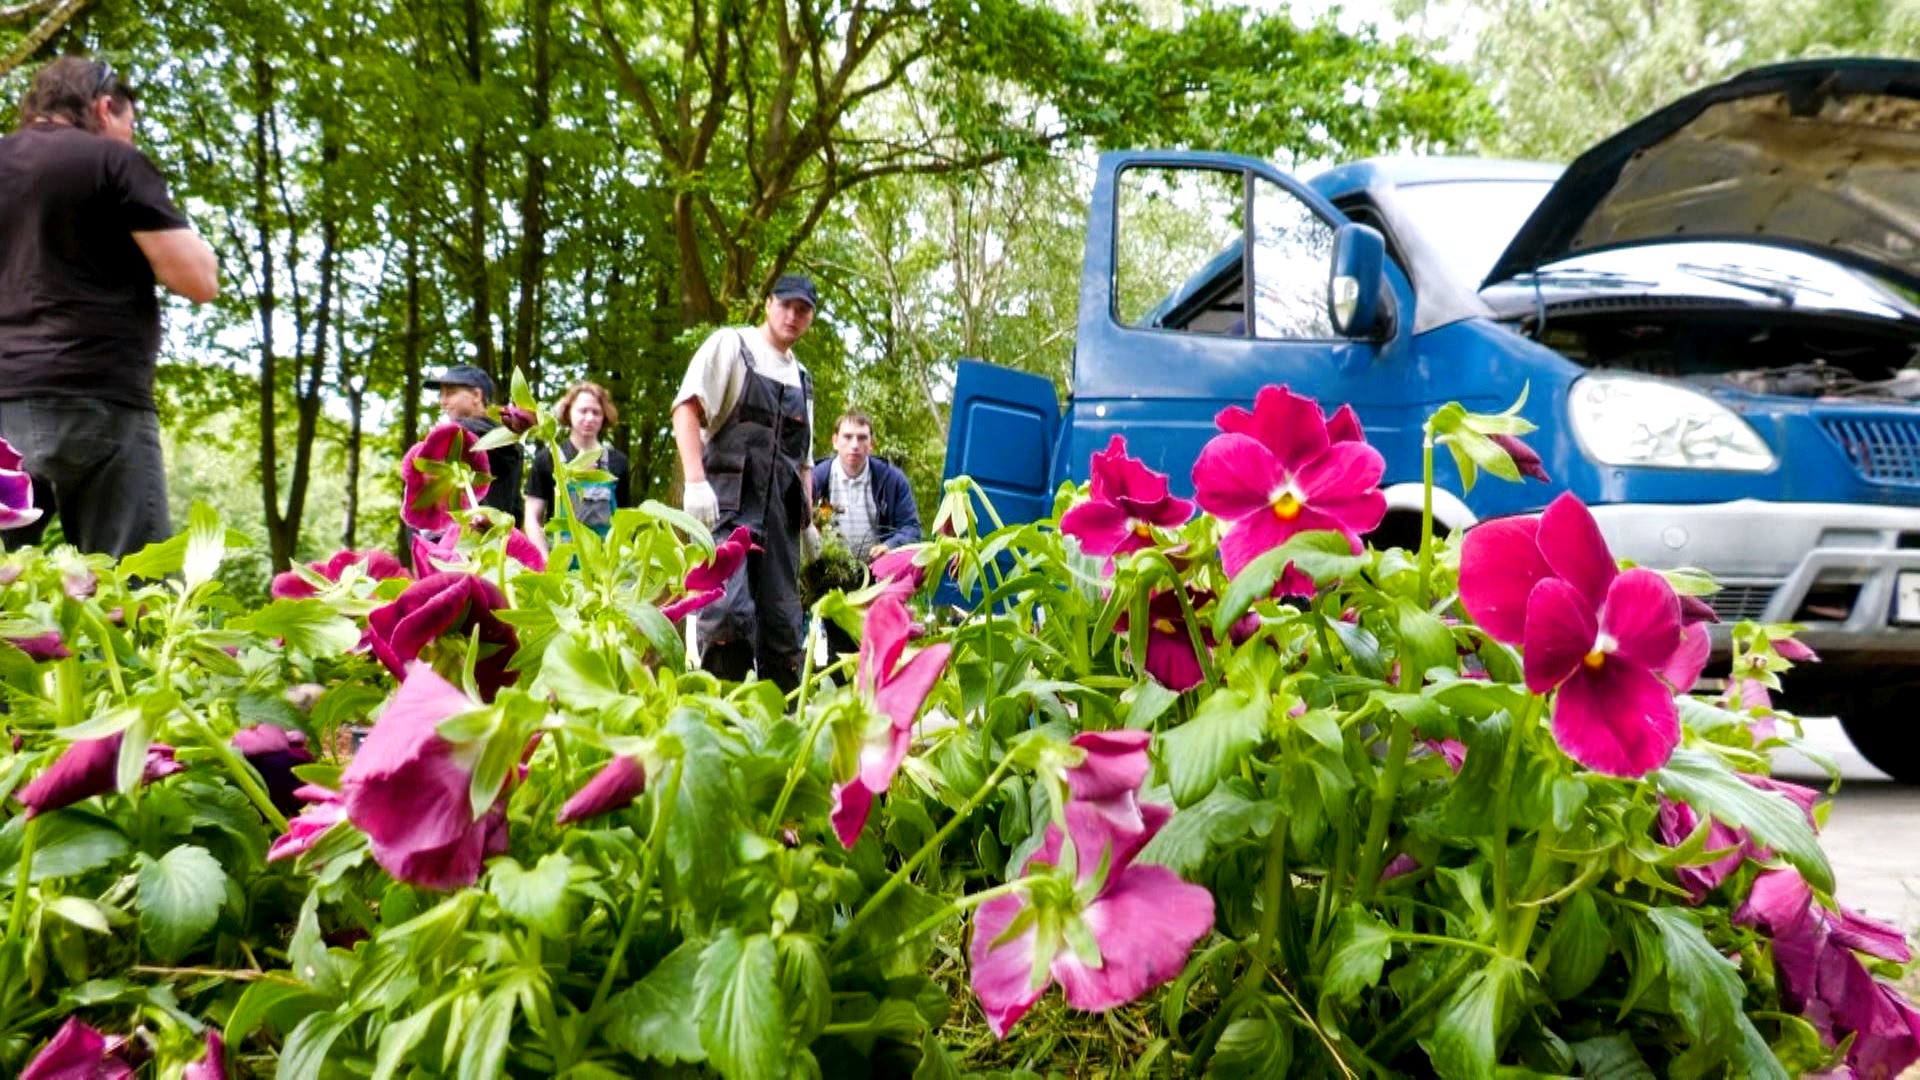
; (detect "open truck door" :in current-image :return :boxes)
[941,359,1062,531]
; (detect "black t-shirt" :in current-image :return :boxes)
[0,123,191,410]
[455,416,524,520]
[528,439,631,537]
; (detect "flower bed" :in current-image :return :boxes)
[0,378,1913,1077]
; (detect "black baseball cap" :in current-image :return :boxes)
[770,274,819,310]
[425,364,495,401]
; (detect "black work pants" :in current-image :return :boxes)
[0,398,171,558]
[697,475,804,694]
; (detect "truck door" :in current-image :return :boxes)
[1066,153,1411,494]
[942,358,1062,531]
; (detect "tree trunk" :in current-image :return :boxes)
[462,0,495,382]
[510,0,552,390]
[249,54,286,570]
[395,205,423,558]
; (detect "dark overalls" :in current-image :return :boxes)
[695,332,812,693]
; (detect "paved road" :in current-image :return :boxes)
[1772,718,1920,932]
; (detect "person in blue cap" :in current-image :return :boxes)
[424,363,523,522]
[671,273,820,692]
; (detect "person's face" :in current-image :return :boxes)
[834,422,872,474]
[439,385,485,420]
[94,98,135,145]
[763,296,816,350]
[567,392,605,439]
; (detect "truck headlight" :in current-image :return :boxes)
[1568,375,1774,472]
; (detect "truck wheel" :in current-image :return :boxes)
[1834,683,1920,785]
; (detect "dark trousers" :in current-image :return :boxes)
[0,398,171,558]
[697,476,805,694]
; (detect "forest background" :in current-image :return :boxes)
[2,0,1913,599]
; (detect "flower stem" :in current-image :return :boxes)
[766,630,845,835]
[1,816,40,987]
[1418,425,1436,607]
[181,705,288,832]
[590,757,682,1019]
[1352,709,1413,908]
[1390,931,1505,959]
[831,878,1035,972]
[828,754,1016,962]
[1490,696,1542,940]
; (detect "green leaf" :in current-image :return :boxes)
[51,705,141,742]
[1539,890,1608,1001]
[1652,749,1831,893]
[666,710,734,911]
[232,599,361,657]
[1159,688,1265,807]
[373,998,447,1080]
[1646,908,1766,1066]
[1569,1035,1656,1079]
[115,714,153,795]
[1323,906,1395,1005]
[696,931,786,1080]
[777,936,832,1044]
[1214,532,1366,637]
[631,603,687,671]
[1420,956,1527,1080]
[1394,600,1457,684]
[607,941,707,1065]
[458,983,517,1080]
[280,1009,353,1078]
[1207,1002,1292,1078]
[45,895,114,934]
[1137,779,1271,876]
[0,812,129,885]
[226,980,327,1045]
[135,844,227,962]
[913,1031,964,1080]
[183,501,228,590]
[1123,679,1181,731]
[488,853,573,938]
[639,498,715,554]
[537,632,622,709]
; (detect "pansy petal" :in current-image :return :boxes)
[1219,511,1305,579]
[1538,493,1617,609]
[1115,493,1194,529]
[859,595,914,699]
[1064,730,1152,803]
[873,642,953,730]
[1552,658,1680,777]
[1736,867,1817,938]
[1325,403,1365,444]
[1295,440,1386,504]
[1191,434,1285,522]
[1831,906,1913,963]
[1662,623,1711,693]
[1145,626,1204,691]
[828,776,877,849]
[1236,385,1331,467]
[969,894,1047,1039]
[1309,488,1388,546]
[1053,864,1214,1013]
[1522,578,1598,693]
[1061,499,1134,558]
[1600,568,1681,670]
[1459,516,1552,644]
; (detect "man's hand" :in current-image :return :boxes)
[868,543,889,560]
[801,525,823,563]
[684,480,719,527]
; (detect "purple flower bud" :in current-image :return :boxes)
[21,1017,132,1080]
[556,755,648,825]
[5,631,70,662]
[233,725,316,815]
[1490,434,1550,483]
[182,1031,227,1080]
[500,405,537,435]
[15,733,181,818]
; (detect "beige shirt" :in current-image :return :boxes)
[673,326,813,440]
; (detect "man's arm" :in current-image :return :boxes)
[881,461,923,547]
[132,229,219,303]
[672,401,707,484]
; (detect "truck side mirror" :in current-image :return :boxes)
[1329,223,1392,340]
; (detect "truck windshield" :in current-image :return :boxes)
[1394,179,1554,288]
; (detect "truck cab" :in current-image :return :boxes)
[942,59,1920,779]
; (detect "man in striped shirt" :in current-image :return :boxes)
[811,411,921,560]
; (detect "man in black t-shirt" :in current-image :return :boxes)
[0,57,219,557]
[423,364,523,522]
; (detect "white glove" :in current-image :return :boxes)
[684,480,719,527]
[801,524,823,562]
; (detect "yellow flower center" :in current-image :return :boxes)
[1271,492,1303,520]
[1583,649,1606,671]
[1152,618,1177,634]
[1132,522,1154,539]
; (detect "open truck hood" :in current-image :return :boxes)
[1483,59,1920,294]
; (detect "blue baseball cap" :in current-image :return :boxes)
[425,364,495,401]
[770,274,819,310]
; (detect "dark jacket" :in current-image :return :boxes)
[811,455,922,550]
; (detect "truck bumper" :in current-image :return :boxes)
[1585,500,1920,660]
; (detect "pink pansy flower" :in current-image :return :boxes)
[1736,867,1919,1076]
[1060,435,1194,564]
[1062,729,1152,834]
[1116,590,1210,692]
[20,1017,132,1080]
[412,523,546,577]
[272,549,408,600]
[267,785,348,863]
[1657,775,1819,904]
[1191,386,1386,577]
[61,569,97,601]
[365,572,519,701]
[556,755,647,825]
[1460,493,1700,777]
[15,733,181,818]
[5,630,71,662]
[1423,738,1467,773]
[233,724,315,815]
[661,526,756,623]
[399,423,493,532]
[1490,434,1551,483]
[969,800,1214,1038]
[830,595,954,847]
[182,1031,227,1080]
[338,663,506,890]
[870,545,926,601]
[0,435,44,531]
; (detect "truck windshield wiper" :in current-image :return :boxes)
[1678,262,1829,305]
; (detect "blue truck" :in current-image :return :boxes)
[941,59,1920,780]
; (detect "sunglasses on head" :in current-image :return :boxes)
[92,62,118,99]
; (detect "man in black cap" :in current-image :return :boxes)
[0,57,219,556]
[424,363,522,522]
[671,273,821,692]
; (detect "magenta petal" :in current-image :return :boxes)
[1736,867,1817,937]
[1061,499,1135,558]
[1296,440,1386,505]
[1233,386,1331,468]
[7,631,71,662]
[505,530,547,571]
[1117,493,1194,529]
[1064,730,1152,803]
[1662,623,1711,693]
[182,1030,227,1080]
[269,570,318,600]
[21,1017,119,1080]
[1831,906,1913,963]
[1380,853,1421,882]
[0,436,22,472]
[1325,404,1365,445]
[873,641,952,729]
[1145,625,1204,691]
[341,664,492,888]
[661,588,722,623]
[859,595,915,699]
[969,893,1046,1039]
[1538,493,1617,609]
[1600,569,1681,671]
[829,776,877,849]
[267,798,346,862]
[1552,659,1680,778]
[1459,516,1552,645]
[1219,511,1302,580]
[1052,864,1214,1013]
[1847,982,1920,1077]
[686,527,754,593]
[1089,434,1173,505]
[1775,636,1819,663]
[16,735,121,817]
[871,547,926,588]
[1191,434,1285,522]
[557,755,647,825]
[1309,489,1388,547]
[1522,578,1598,693]
[1064,800,1170,882]
[1490,434,1550,483]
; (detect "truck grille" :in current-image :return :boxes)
[1708,583,1777,622]
[1820,416,1920,486]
